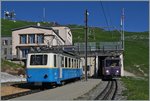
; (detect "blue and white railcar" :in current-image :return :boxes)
[26,52,83,84]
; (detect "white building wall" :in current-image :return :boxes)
[81,57,96,77]
[120,54,124,76]
[12,27,65,59]
[87,57,95,76]
[96,56,99,76]
[52,27,72,45]
[66,28,72,45]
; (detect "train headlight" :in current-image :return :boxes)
[116,70,119,73]
[106,70,109,73]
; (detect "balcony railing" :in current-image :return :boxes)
[74,41,123,52]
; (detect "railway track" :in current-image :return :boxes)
[94,79,118,100]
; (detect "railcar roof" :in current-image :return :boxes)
[28,50,80,58]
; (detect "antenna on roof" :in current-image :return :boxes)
[43,8,45,23]
[4,11,6,19]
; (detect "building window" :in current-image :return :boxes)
[10,40,12,45]
[21,49,29,58]
[28,34,35,44]
[10,48,12,54]
[3,40,8,45]
[4,48,7,55]
[37,34,44,44]
[20,35,27,44]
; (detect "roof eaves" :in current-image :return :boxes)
[11,25,65,43]
[11,25,53,31]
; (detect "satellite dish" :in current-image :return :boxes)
[6,11,9,14]
[4,10,16,20]
[5,11,10,17]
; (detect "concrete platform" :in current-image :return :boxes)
[1,72,26,83]
[11,79,101,100]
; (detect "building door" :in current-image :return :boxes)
[21,49,29,58]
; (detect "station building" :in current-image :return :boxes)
[1,37,12,60]
[12,25,72,60]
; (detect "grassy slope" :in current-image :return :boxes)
[122,32,149,100]
[2,19,36,36]
[1,19,53,36]
[124,32,149,76]
[1,59,23,69]
[68,25,120,42]
[122,77,149,100]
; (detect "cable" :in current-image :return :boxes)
[100,1,122,41]
[106,3,113,29]
[100,1,110,32]
[106,3,114,39]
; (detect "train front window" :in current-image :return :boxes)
[30,55,47,65]
[106,60,119,67]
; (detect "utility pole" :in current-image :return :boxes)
[122,8,125,50]
[121,8,125,50]
[85,9,88,81]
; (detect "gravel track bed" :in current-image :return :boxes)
[75,79,127,100]
[114,80,127,100]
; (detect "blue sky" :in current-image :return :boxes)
[1,1,149,32]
